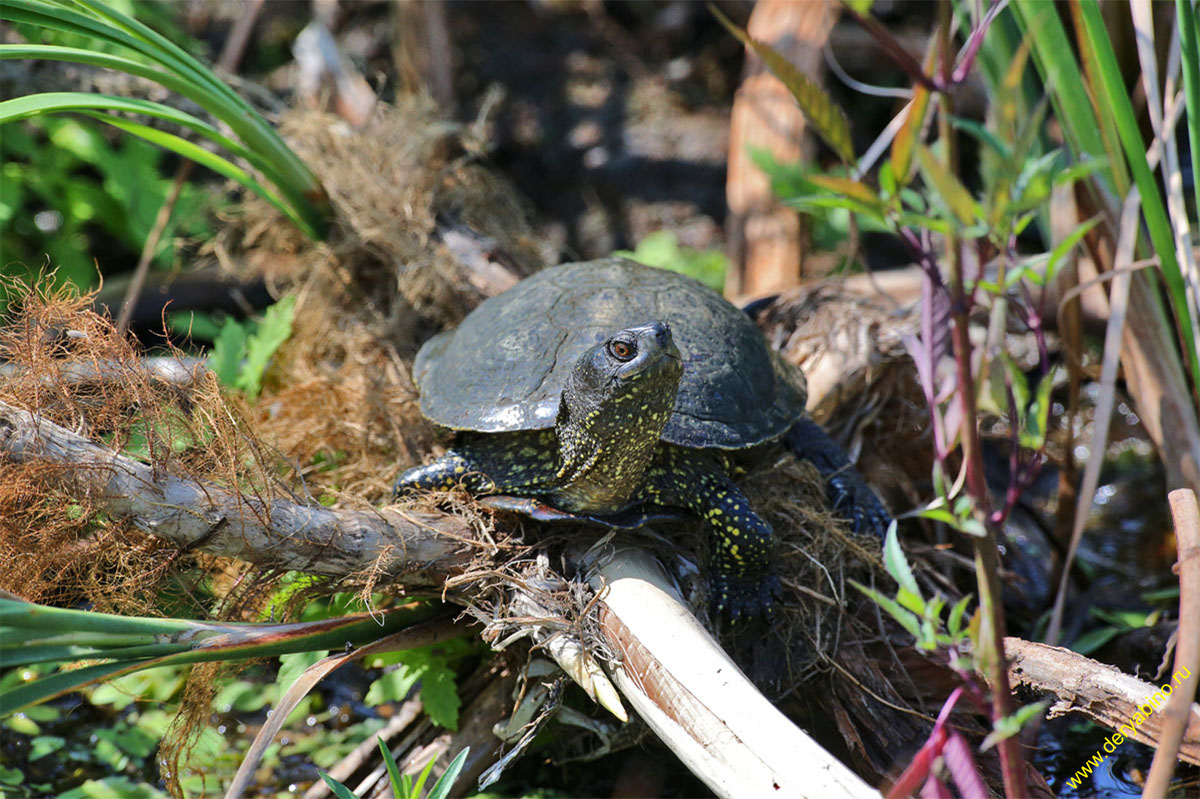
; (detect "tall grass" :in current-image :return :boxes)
[0,0,330,240]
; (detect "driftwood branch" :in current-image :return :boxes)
[2,399,882,795]
[1004,636,1200,766]
[588,547,880,799]
[0,400,476,585]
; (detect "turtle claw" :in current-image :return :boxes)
[713,573,781,623]
[827,473,892,538]
[787,420,891,538]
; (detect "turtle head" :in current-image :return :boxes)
[553,322,683,512]
[572,322,683,396]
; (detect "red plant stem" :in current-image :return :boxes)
[935,2,1025,796]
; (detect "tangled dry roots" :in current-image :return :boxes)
[0,277,288,617]
[201,98,552,502]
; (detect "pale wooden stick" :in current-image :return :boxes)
[1143,489,1200,798]
[589,548,880,799]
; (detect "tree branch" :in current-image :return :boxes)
[0,400,478,585]
[1004,636,1200,765]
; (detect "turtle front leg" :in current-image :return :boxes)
[640,447,780,621]
[393,449,497,498]
[394,430,560,500]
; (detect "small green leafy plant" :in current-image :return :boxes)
[616,230,730,293]
[852,526,1048,797]
[319,740,470,799]
[206,295,296,400]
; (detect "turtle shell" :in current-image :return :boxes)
[413,258,807,450]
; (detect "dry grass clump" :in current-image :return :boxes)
[200,98,553,504]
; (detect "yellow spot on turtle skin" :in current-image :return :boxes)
[454,465,466,473]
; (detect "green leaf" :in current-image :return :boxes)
[981,700,1049,752]
[849,580,925,644]
[1042,217,1100,285]
[277,650,328,693]
[804,175,886,213]
[711,4,854,163]
[417,663,461,731]
[236,295,295,399]
[916,145,980,226]
[318,771,361,799]
[58,776,169,799]
[426,747,471,799]
[615,230,728,293]
[890,53,935,184]
[1022,364,1058,450]
[882,522,922,603]
[947,594,974,640]
[366,665,422,707]
[377,736,406,799]
[5,713,40,736]
[1178,0,1200,215]
[208,318,247,388]
[1011,0,1122,194]
[410,750,438,799]
[1076,1,1199,395]
[0,0,330,238]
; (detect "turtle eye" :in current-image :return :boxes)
[607,339,637,362]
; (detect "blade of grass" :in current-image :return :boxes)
[427,747,471,799]
[1010,0,1124,194]
[0,92,287,192]
[90,114,314,237]
[378,736,406,798]
[1076,0,1199,396]
[69,0,320,196]
[1065,2,1132,196]
[1,0,329,237]
[222,617,463,799]
[0,92,319,236]
[1130,0,1200,372]
[1180,0,1200,215]
[1,602,451,714]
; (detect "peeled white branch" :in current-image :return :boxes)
[0,400,477,584]
[588,548,880,799]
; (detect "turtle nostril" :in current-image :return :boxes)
[653,322,671,347]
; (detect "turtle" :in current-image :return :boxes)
[395,258,889,619]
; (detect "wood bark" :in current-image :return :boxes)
[1004,637,1200,766]
[0,400,477,585]
[589,548,881,799]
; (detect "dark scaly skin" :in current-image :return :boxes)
[636,446,779,619]
[395,322,778,620]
